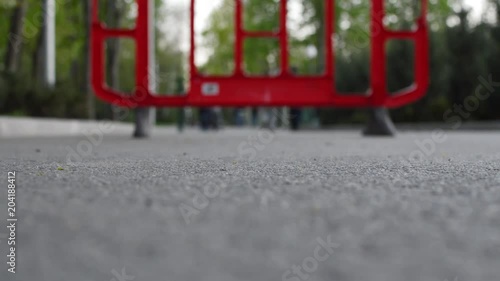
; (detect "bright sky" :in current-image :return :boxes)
[168,0,488,25]
[464,0,486,18]
[165,0,488,64]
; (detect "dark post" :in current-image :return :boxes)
[134,108,155,138]
[363,107,397,136]
[176,76,186,132]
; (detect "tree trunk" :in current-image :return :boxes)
[32,0,46,84]
[83,0,95,119]
[5,0,27,73]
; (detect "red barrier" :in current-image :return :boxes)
[91,0,429,108]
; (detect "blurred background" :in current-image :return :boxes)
[0,0,499,127]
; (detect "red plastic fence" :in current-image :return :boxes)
[91,0,429,108]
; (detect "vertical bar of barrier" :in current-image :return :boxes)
[325,0,334,78]
[370,0,386,106]
[190,0,197,78]
[92,0,99,22]
[235,0,244,76]
[149,0,156,93]
[279,0,289,75]
[136,0,150,100]
[91,0,104,101]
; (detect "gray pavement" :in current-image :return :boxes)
[1,128,500,281]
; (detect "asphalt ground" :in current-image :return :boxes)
[1,128,500,281]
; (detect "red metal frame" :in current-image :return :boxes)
[91,0,429,108]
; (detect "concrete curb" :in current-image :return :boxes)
[0,117,134,138]
[321,121,500,132]
[1,117,499,138]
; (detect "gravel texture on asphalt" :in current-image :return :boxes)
[1,128,500,281]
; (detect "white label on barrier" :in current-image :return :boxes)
[202,83,220,96]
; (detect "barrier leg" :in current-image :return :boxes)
[133,0,155,138]
[134,108,155,138]
[363,107,397,136]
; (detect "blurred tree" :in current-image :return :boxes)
[484,0,500,119]
[83,0,94,119]
[4,0,27,73]
[446,8,488,107]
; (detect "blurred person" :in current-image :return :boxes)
[199,107,223,131]
[251,107,259,127]
[289,108,302,131]
[289,67,302,131]
[233,107,246,127]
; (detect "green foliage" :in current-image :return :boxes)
[0,72,87,118]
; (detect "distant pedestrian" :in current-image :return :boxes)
[199,107,220,131]
[289,108,302,131]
